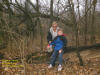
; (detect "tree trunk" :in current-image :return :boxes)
[69,0,84,66]
[36,0,43,50]
[50,0,53,26]
[84,0,88,45]
[90,0,97,44]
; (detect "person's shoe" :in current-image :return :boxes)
[58,65,62,71]
[48,64,53,68]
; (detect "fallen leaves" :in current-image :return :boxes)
[1,49,100,75]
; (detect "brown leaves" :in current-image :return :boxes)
[1,49,100,75]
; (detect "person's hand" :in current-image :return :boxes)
[47,45,50,49]
[59,50,62,54]
[49,41,52,44]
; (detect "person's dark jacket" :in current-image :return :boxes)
[47,31,52,42]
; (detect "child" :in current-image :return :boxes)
[47,28,67,71]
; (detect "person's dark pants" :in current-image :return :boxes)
[50,50,64,66]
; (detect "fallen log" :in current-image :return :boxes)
[64,43,100,53]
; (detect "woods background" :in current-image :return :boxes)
[0,0,100,74]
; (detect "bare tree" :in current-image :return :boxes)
[90,0,97,44]
[84,0,88,45]
[68,0,84,66]
[50,0,53,26]
[36,0,43,51]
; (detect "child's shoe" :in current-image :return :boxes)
[58,65,62,71]
[48,64,53,68]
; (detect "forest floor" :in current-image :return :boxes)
[0,48,100,75]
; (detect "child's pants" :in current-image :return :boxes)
[50,50,63,66]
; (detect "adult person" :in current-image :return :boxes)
[47,21,60,44]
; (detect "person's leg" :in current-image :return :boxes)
[58,50,64,65]
[50,50,58,66]
[58,50,64,71]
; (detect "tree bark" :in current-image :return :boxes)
[36,0,43,51]
[90,0,97,44]
[84,0,88,45]
[68,0,84,66]
[50,0,53,26]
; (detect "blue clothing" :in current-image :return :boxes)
[50,50,64,65]
[50,36,64,51]
[49,35,67,66]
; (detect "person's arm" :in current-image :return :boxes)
[62,36,67,47]
[60,36,67,51]
[50,41,55,45]
[56,36,65,53]
[47,31,52,43]
[47,39,55,49]
[59,37,67,53]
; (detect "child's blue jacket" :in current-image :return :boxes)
[50,35,67,51]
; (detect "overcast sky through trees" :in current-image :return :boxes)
[11,0,100,16]
[12,0,100,11]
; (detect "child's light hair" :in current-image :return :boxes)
[57,28,63,32]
